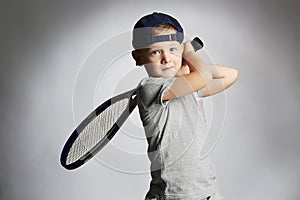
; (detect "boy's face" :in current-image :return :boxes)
[133,30,184,78]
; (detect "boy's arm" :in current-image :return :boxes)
[163,41,238,100]
[202,65,238,97]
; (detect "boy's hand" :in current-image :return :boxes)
[182,41,196,57]
[176,64,190,77]
[175,40,198,77]
[175,41,197,77]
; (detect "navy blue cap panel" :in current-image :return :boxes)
[134,12,183,33]
[132,12,184,49]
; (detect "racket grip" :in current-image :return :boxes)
[191,37,204,52]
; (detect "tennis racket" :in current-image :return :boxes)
[60,37,204,170]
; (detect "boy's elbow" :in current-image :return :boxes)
[232,68,239,83]
[226,68,238,88]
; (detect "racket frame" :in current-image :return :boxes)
[60,89,137,170]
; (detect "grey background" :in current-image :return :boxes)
[1,0,299,199]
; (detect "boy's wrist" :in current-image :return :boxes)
[183,41,195,57]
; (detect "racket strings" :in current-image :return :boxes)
[66,98,129,165]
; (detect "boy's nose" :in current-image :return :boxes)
[161,51,171,64]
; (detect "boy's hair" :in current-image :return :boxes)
[132,12,184,49]
[152,24,178,36]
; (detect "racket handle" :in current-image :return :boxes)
[191,37,204,52]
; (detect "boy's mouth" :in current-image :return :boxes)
[162,66,175,71]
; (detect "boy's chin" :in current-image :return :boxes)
[162,69,181,78]
[149,70,179,78]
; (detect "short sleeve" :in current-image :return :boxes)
[196,87,206,98]
[137,77,176,108]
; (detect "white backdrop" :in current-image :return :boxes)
[1,0,299,199]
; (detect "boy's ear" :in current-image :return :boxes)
[132,50,143,66]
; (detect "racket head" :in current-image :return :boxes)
[60,89,137,170]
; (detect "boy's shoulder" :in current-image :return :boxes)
[137,77,176,107]
[137,76,176,97]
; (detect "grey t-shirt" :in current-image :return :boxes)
[137,77,218,200]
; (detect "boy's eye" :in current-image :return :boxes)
[150,50,160,56]
[169,47,177,53]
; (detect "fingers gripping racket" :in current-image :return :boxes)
[60,37,204,170]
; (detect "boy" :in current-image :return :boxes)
[131,12,238,200]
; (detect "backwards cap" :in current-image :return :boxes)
[132,12,184,49]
